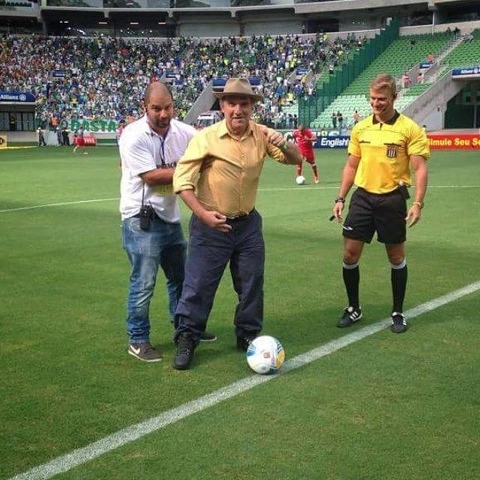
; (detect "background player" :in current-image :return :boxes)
[73,125,88,155]
[293,124,319,184]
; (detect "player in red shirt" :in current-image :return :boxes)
[73,125,88,155]
[293,124,319,183]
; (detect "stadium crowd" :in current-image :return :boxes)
[1,31,360,129]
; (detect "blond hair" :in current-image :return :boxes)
[370,73,397,96]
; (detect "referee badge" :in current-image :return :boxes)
[386,144,398,158]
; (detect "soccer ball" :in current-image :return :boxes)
[295,175,306,185]
[246,335,285,375]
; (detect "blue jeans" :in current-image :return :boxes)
[122,215,186,344]
[174,210,265,342]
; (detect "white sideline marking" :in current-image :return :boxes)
[9,281,480,480]
[0,198,119,214]
[0,185,479,214]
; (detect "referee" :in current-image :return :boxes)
[332,73,429,333]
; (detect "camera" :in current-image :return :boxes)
[139,205,154,230]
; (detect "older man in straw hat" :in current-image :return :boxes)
[172,77,302,370]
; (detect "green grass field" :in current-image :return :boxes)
[1,146,479,480]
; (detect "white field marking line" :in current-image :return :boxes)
[8,280,480,480]
[1,185,479,214]
[0,198,119,214]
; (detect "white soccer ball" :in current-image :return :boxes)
[295,175,306,185]
[246,335,285,375]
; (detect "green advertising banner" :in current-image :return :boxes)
[70,119,120,133]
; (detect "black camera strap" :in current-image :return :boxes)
[157,135,166,168]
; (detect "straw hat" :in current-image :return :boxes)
[214,78,263,102]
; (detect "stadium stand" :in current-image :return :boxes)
[309,29,465,129]
[441,28,480,69]
[1,0,480,138]
[0,32,360,131]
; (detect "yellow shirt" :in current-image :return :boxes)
[174,120,288,217]
[348,112,430,194]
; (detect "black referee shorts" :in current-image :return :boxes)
[343,187,407,244]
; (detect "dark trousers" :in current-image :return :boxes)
[174,210,265,342]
